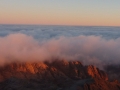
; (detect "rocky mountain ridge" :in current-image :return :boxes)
[0,60,119,90]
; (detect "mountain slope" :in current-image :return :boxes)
[0,60,120,90]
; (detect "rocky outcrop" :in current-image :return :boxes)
[45,60,108,80]
[0,60,119,90]
[85,65,108,80]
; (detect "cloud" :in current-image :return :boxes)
[0,33,120,69]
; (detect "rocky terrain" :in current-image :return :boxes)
[0,60,120,90]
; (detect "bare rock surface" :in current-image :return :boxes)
[0,60,120,90]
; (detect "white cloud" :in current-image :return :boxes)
[0,32,120,69]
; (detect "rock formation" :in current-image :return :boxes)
[0,60,120,90]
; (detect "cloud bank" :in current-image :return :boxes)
[0,33,120,68]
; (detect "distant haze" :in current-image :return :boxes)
[0,0,120,26]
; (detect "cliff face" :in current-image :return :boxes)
[0,60,119,90]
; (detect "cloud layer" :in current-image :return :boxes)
[0,33,120,69]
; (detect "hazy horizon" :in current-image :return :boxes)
[1,24,120,27]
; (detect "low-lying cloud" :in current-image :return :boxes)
[0,33,120,68]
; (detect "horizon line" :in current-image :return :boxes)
[0,23,120,27]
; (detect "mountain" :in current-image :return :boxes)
[0,60,120,90]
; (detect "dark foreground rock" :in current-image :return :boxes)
[0,60,120,90]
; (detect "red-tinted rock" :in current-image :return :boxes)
[0,60,119,90]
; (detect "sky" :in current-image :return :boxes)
[0,0,120,26]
